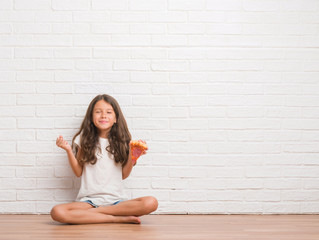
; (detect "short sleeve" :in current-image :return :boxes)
[73,134,81,147]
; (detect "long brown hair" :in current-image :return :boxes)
[72,94,131,166]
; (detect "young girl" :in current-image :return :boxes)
[50,94,158,224]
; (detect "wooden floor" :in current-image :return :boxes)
[0,214,319,240]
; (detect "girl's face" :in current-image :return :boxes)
[92,100,117,138]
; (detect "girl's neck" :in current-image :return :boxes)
[98,130,109,139]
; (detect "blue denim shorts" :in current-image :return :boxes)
[82,200,124,208]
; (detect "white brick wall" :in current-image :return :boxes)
[0,0,318,214]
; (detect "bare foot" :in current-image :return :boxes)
[114,216,141,224]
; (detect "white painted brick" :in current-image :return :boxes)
[151,108,188,118]
[36,60,73,70]
[36,83,73,94]
[189,179,226,190]
[131,166,168,177]
[170,142,206,154]
[170,96,206,106]
[0,47,12,58]
[246,190,281,202]
[16,167,54,178]
[17,118,54,129]
[130,24,166,34]
[208,190,244,201]
[152,84,188,95]
[0,60,33,70]
[169,167,207,178]
[0,106,35,117]
[74,12,109,22]
[15,0,50,10]
[152,35,187,46]
[168,0,205,10]
[133,96,169,106]
[188,202,226,214]
[170,72,207,83]
[111,12,146,23]
[0,155,35,166]
[132,118,168,130]
[243,0,279,11]
[189,130,226,141]
[74,84,113,94]
[114,60,150,71]
[124,178,151,189]
[0,168,15,177]
[0,202,36,214]
[35,11,72,22]
[170,190,207,202]
[55,71,92,82]
[17,190,53,201]
[151,178,188,189]
[94,48,130,59]
[189,12,224,23]
[207,0,242,11]
[131,72,168,83]
[15,48,52,59]
[150,11,186,23]
[225,202,262,214]
[76,60,113,71]
[281,0,317,12]
[0,117,16,129]
[92,0,128,10]
[37,179,73,189]
[0,178,36,190]
[0,0,13,9]
[52,23,90,34]
[36,107,74,117]
[0,130,35,140]
[132,48,167,59]
[52,0,89,10]
[207,24,242,35]
[129,0,166,10]
[0,191,16,201]
[17,94,53,105]
[111,35,151,46]
[114,84,150,94]
[33,36,72,46]
[168,24,205,35]
[170,119,209,130]
[152,60,188,71]
[92,24,129,34]
[14,23,50,34]
[17,141,53,153]
[304,179,319,189]
[54,166,74,178]
[93,72,129,82]
[74,35,111,47]
[54,48,91,59]
[17,71,53,82]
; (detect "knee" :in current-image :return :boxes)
[50,205,67,223]
[143,196,158,213]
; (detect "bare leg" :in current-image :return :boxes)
[90,196,158,217]
[50,202,140,224]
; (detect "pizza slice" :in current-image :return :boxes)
[130,140,148,165]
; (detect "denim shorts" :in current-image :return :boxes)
[82,200,124,208]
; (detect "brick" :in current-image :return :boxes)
[52,0,89,10]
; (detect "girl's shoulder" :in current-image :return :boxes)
[73,133,81,146]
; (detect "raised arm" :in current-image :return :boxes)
[122,143,133,180]
[56,135,83,177]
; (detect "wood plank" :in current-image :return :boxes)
[0,215,318,240]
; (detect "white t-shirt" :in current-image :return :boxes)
[74,135,127,206]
